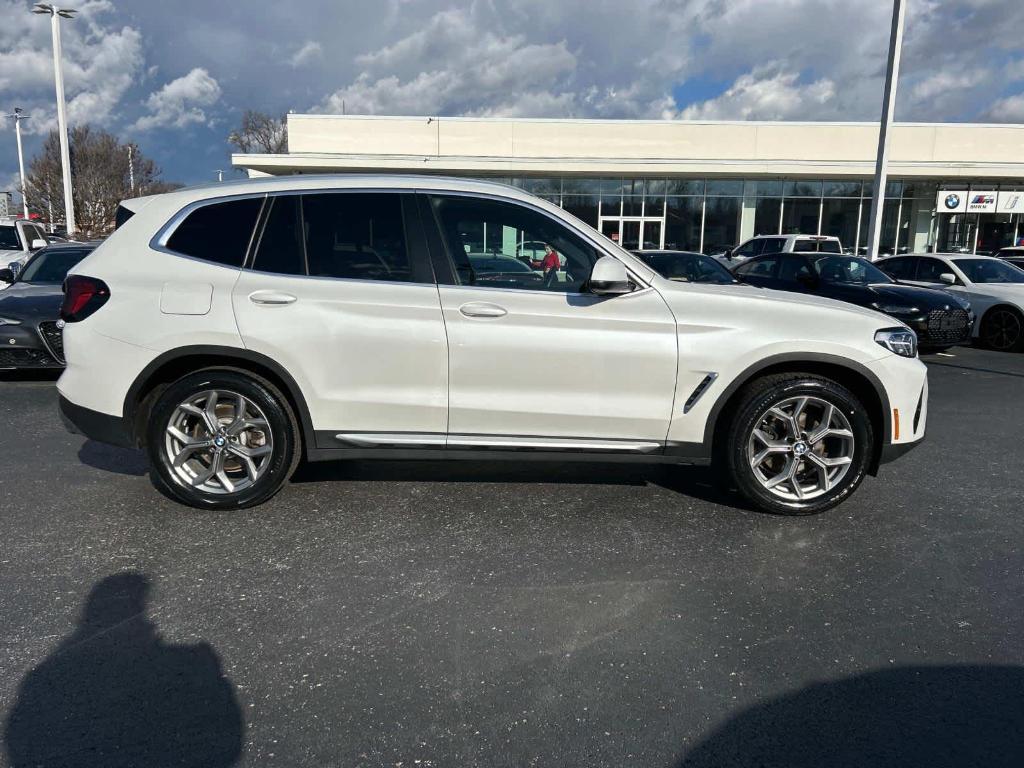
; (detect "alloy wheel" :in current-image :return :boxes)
[163,389,273,494]
[747,395,855,501]
[983,310,1022,351]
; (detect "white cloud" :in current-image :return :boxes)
[289,41,322,68]
[984,93,1024,122]
[131,68,222,132]
[0,0,144,134]
[318,8,581,117]
[678,66,836,121]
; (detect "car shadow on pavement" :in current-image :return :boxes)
[4,572,244,768]
[676,665,1024,768]
[292,460,750,511]
[78,439,149,476]
[0,370,61,382]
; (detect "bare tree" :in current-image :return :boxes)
[26,126,180,238]
[228,111,288,154]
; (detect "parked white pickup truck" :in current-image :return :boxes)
[1,219,50,286]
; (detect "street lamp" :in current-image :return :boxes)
[32,3,77,238]
[865,0,906,260]
[4,107,31,219]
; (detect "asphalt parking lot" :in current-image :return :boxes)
[2,346,1023,768]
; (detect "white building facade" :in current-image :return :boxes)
[233,115,1024,255]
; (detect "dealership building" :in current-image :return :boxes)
[233,114,1024,255]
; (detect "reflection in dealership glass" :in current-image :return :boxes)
[633,250,737,284]
[952,259,1024,284]
[813,256,894,286]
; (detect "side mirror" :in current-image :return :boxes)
[589,256,632,296]
[939,273,957,286]
[0,268,13,284]
[30,238,47,250]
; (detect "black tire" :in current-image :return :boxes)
[980,307,1024,352]
[724,374,874,516]
[146,369,301,510]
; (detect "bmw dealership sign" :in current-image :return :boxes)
[937,190,967,212]
[937,190,1002,214]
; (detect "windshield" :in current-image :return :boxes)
[0,225,20,250]
[639,252,736,284]
[953,259,1024,284]
[17,248,91,284]
[813,255,893,285]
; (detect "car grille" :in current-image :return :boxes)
[0,348,61,369]
[37,321,65,364]
[922,308,971,346]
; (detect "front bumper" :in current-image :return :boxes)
[59,395,132,448]
[906,309,974,349]
[0,321,63,369]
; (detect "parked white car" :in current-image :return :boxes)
[720,234,843,265]
[876,253,1024,352]
[0,219,49,286]
[58,175,927,514]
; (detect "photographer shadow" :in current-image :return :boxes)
[5,572,243,768]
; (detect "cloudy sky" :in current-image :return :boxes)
[1,0,1023,190]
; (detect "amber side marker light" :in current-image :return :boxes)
[893,408,901,441]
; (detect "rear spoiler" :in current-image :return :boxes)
[114,194,158,230]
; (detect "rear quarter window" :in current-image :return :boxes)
[165,197,264,267]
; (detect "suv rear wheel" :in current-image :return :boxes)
[725,374,874,515]
[146,370,300,509]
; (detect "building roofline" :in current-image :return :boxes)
[287,113,1024,130]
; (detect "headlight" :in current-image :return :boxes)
[875,328,917,358]
[0,316,21,326]
[873,303,919,315]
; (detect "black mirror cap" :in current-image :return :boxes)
[0,268,13,284]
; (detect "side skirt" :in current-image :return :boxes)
[308,431,710,466]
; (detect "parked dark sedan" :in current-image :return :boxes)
[732,252,974,352]
[632,250,738,284]
[0,243,95,370]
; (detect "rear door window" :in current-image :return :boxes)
[916,257,952,284]
[879,257,916,280]
[166,197,263,267]
[736,255,779,278]
[302,193,418,282]
[252,195,305,276]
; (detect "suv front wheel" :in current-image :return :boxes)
[725,374,874,515]
[146,370,301,509]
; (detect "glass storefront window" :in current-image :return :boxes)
[784,180,823,197]
[664,197,702,251]
[824,180,862,197]
[666,179,705,196]
[821,198,860,247]
[703,197,741,254]
[622,196,643,217]
[515,178,561,196]
[744,180,783,197]
[781,198,820,235]
[562,194,599,227]
[561,178,602,195]
[705,180,744,196]
[753,198,782,235]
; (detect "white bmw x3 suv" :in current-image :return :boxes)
[57,175,927,515]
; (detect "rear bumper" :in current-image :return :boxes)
[59,394,132,448]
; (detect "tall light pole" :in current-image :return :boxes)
[4,107,31,219]
[865,0,906,260]
[33,3,77,237]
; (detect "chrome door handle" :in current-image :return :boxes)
[249,291,297,306]
[459,302,507,318]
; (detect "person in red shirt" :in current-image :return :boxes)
[532,244,561,274]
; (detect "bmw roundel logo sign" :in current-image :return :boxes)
[944,194,961,210]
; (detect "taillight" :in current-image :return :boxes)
[61,275,110,322]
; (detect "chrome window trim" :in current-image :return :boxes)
[150,185,653,289]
